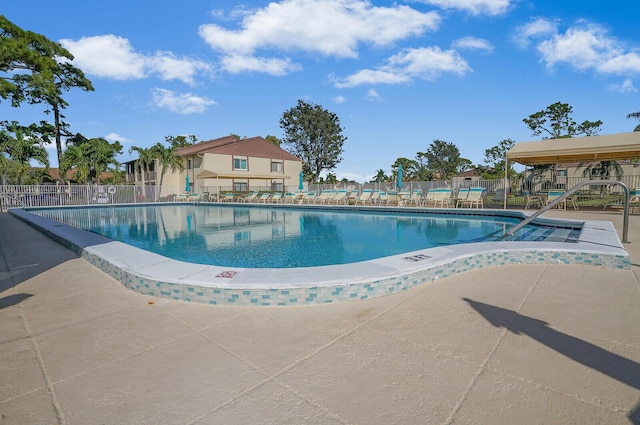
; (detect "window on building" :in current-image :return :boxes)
[557,169,567,177]
[233,157,248,170]
[271,161,283,173]
[187,159,192,170]
[271,182,283,191]
[233,182,248,192]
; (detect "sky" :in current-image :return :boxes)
[2,0,640,182]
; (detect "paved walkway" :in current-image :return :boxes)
[1,210,639,424]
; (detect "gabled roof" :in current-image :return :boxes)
[177,136,301,162]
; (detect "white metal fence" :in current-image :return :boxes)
[2,176,639,211]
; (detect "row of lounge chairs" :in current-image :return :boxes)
[214,187,487,208]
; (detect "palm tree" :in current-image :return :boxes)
[60,137,121,183]
[129,146,154,196]
[627,112,640,132]
[86,138,121,183]
[3,128,49,184]
[579,161,624,197]
[149,142,184,189]
[371,169,387,183]
[60,144,90,183]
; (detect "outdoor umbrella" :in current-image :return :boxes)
[397,164,403,189]
[185,175,190,192]
[299,171,305,191]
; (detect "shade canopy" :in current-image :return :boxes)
[506,131,640,166]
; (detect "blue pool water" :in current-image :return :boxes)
[29,205,581,268]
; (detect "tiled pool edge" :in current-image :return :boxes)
[10,208,630,307]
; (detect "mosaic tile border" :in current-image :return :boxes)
[10,207,630,307]
[79,248,629,306]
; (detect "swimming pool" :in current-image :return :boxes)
[26,204,581,268]
[11,204,629,306]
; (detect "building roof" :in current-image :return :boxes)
[177,136,302,162]
[456,170,480,178]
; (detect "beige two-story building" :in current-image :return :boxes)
[128,135,304,197]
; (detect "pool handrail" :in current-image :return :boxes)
[503,180,630,243]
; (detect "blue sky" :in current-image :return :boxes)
[3,0,640,182]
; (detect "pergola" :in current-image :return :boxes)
[506,131,640,166]
[504,131,640,242]
[504,131,640,209]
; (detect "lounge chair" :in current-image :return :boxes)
[368,190,383,205]
[301,191,318,203]
[282,192,297,203]
[317,190,336,204]
[221,192,235,202]
[189,192,209,202]
[329,189,349,204]
[357,189,372,205]
[385,191,399,206]
[257,193,272,203]
[404,189,423,207]
[241,191,259,202]
[457,187,483,208]
[425,188,453,208]
[269,192,284,203]
[455,188,470,208]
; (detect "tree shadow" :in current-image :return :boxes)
[0,213,80,294]
[463,297,640,423]
[0,293,33,309]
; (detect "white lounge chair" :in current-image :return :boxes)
[457,187,483,208]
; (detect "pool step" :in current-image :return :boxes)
[503,227,578,243]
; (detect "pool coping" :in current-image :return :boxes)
[9,205,630,306]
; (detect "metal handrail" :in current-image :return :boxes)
[503,180,630,243]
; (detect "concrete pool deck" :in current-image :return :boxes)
[0,209,639,424]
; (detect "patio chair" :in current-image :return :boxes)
[545,190,566,210]
[404,189,422,207]
[524,191,543,209]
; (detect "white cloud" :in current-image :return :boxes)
[199,0,440,74]
[333,95,346,104]
[366,89,381,100]
[60,35,213,84]
[334,69,411,88]
[220,54,301,75]
[414,0,512,16]
[334,46,470,88]
[451,36,494,53]
[151,88,216,114]
[103,133,130,143]
[612,78,637,94]
[514,18,558,47]
[533,22,640,76]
